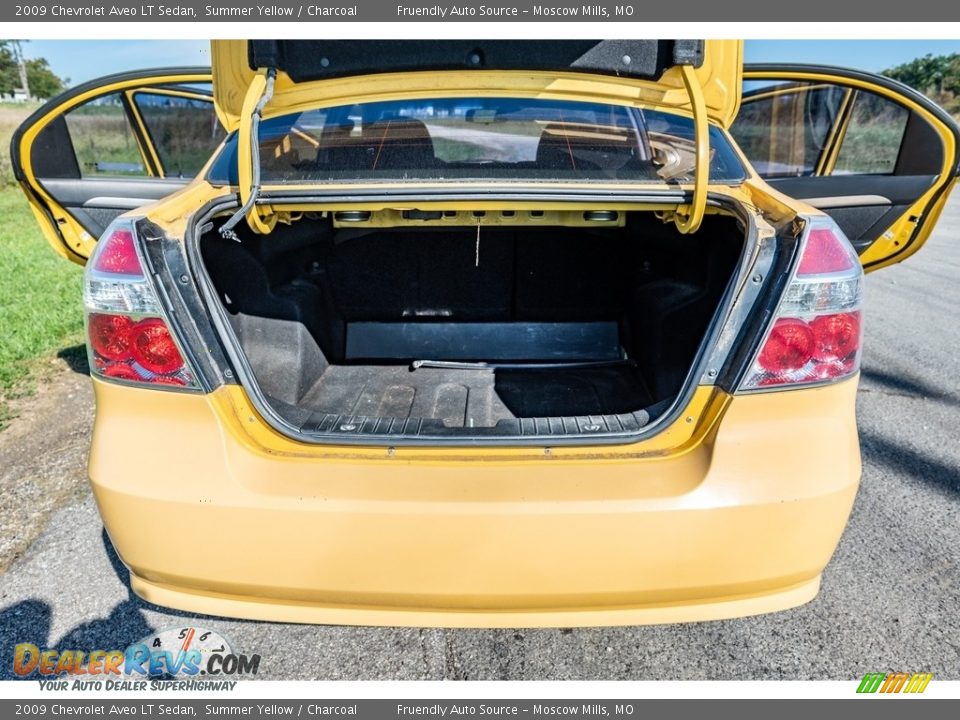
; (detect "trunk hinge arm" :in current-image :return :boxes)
[673,64,709,234]
[220,67,277,241]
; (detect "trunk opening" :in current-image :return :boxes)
[198,210,746,442]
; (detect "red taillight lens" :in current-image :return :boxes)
[811,312,861,362]
[152,375,188,387]
[797,228,856,276]
[91,228,143,277]
[88,313,134,361]
[87,313,192,386]
[750,311,862,387]
[102,362,142,381]
[757,318,814,373]
[129,318,185,375]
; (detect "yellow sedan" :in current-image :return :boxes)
[11,40,959,626]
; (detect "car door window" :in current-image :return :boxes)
[832,92,909,175]
[63,92,146,177]
[732,81,848,177]
[132,91,225,178]
[733,80,914,180]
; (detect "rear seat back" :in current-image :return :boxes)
[315,118,438,171]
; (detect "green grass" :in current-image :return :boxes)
[0,186,84,427]
[0,102,43,187]
[0,103,85,428]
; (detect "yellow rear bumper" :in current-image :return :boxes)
[89,378,860,627]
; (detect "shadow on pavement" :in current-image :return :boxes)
[56,344,89,376]
[859,429,960,496]
[861,366,960,407]
[0,529,207,680]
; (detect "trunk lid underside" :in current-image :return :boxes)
[211,40,744,131]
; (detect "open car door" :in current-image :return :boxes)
[11,67,223,264]
[732,64,960,271]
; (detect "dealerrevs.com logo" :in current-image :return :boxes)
[856,672,933,694]
[13,626,260,690]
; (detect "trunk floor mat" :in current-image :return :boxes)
[299,365,653,428]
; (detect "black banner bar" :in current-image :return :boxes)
[5,0,960,22]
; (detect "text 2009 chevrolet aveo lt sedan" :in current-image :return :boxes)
[12,40,960,626]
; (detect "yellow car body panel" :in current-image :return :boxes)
[211,40,744,131]
[90,376,859,627]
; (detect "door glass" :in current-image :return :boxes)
[731,81,848,177]
[63,92,146,177]
[833,91,909,175]
[133,92,225,178]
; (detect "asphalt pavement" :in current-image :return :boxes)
[1,198,959,681]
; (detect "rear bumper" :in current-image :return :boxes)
[89,378,861,627]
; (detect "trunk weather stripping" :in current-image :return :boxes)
[220,68,276,241]
[698,216,778,385]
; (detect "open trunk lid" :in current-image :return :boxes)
[210,40,742,238]
[211,40,743,131]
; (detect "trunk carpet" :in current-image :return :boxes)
[298,365,653,428]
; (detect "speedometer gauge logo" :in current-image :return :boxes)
[133,626,234,677]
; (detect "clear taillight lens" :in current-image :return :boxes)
[739,218,864,391]
[84,221,197,390]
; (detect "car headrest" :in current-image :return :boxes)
[363,118,437,170]
[535,123,641,172]
[314,118,437,172]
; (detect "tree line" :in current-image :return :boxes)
[0,41,66,100]
[884,53,960,115]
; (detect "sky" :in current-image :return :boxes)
[16,39,960,88]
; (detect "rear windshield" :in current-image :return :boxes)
[206,96,746,186]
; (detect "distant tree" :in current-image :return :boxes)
[884,53,960,114]
[0,42,19,96]
[0,40,66,99]
[25,58,65,98]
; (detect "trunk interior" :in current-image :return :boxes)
[199,211,744,441]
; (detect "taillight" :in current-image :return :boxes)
[739,217,863,391]
[88,313,134,361]
[84,221,198,390]
[128,318,185,375]
[92,228,142,276]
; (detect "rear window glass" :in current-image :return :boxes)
[207,96,746,186]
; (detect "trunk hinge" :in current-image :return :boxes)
[220,67,277,240]
[672,64,709,235]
